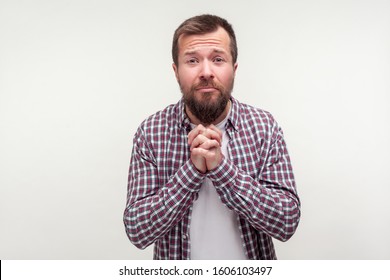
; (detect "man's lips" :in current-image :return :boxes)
[195,87,218,93]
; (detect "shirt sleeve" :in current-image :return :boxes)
[208,124,300,242]
[123,126,205,249]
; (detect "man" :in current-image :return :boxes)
[123,14,300,260]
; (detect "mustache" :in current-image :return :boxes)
[192,80,224,91]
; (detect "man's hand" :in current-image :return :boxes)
[188,124,224,173]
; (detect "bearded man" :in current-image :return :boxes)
[123,14,300,260]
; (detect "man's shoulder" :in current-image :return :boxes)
[234,98,277,127]
[232,99,281,143]
[238,101,273,118]
[138,101,182,131]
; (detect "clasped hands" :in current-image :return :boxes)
[188,124,224,173]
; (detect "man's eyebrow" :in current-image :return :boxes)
[183,48,227,56]
[212,48,227,54]
[183,50,197,56]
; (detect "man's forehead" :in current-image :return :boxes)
[178,28,231,54]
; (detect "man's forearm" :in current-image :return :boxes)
[208,157,300,241]
[124,160,205,249]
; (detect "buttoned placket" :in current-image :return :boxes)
[225,121,251,259]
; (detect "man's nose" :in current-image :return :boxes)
[199,61,214,80]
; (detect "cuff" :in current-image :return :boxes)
[173,160,206,192]
[207,157,238,189]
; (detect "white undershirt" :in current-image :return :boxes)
[189,114,247,260]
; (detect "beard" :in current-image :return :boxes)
[180,79,234,125]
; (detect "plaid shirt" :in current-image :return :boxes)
[124,97,300,260]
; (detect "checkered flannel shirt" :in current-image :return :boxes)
[124,97,300,259]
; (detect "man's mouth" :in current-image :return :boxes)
[195,87,218,93]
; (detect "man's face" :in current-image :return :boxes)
[173,27,238,125]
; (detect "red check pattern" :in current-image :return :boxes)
[124,97,300,259]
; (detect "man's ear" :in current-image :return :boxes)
[233,63,238,77]
[172,63,179,81]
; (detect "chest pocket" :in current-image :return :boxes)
[228,130,264,180]
[158,132,190,185]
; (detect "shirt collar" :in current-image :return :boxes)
[227,97,240,132]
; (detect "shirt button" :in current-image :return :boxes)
[182,234,187,240]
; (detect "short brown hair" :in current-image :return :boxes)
[172,14,238,66]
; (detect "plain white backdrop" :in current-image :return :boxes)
[1,0,389,260]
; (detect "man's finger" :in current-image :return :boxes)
[190,134,209,151]
[188,124,206,145]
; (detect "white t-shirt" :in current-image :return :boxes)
[189,114,247,260]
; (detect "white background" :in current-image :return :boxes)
[1,0,389,260]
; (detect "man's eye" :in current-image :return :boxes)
[214,57,225,63]
[187,58,198,64]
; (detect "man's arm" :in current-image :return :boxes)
[123,126,205,249]
[208,125,300,242]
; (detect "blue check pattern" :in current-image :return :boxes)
[124,97,300,259]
